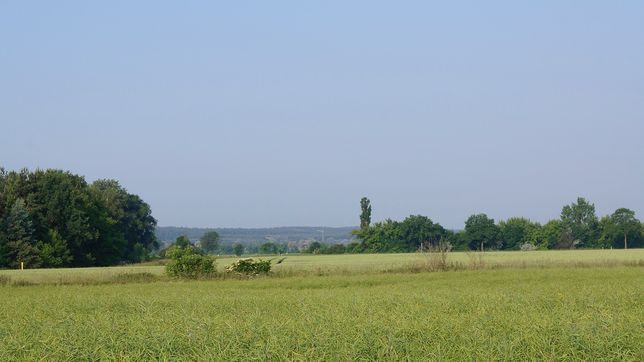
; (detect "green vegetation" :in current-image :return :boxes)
[165,245,215,279]
[0,168,157,268]
[0,250,642,360]
[225,257,277,276]
[352,197,644,254]
[199,231,220,254]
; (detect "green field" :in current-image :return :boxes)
[1,250,643,360]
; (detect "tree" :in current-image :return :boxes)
[5,199,41,268]
[360,197,372,230]
[200,231,220,254]
[560,197,599,248]
[358,219,403,253]
[609,208,639,249]
[464,214,500,251]
[0,168,158,268]
[498,217,540,250]
[232,242,244,256]
[260,242,278,254]
[90,180,158,264]
[174,235,193,248]
[305,241,324,254]
[37,229,73,268]
[325,244,346,254]
[399,215,446,251]
[530,220,562,249]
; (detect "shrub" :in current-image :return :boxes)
[165,246,215,279]
[226,258,275,276]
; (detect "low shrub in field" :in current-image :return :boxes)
[165,246,215,279]
[226,258,282,276]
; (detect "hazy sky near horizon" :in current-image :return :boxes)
[2,1,643,228]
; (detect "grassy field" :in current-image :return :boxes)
[1,249,643,285]
[1,250,643,360]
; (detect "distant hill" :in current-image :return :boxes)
[156,226,357,245]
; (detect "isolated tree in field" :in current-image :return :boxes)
[233,242,244,256]
[5,199,41,268]
[199,231,220,254]
[610,208,639,249]
[464,213,499,252]
[560,197,599,248]
[360,197,372,230]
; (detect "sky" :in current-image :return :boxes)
[1,1,643,228]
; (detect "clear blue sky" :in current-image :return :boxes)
[1,1,643,228]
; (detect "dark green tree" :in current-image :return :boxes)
[199,231,220,254]
[464,213,500,251]
[37,229,73,268]
[606,208,640,249]
[498,217,540,250]
[5,199,41,268]
[399,215,447,251]
[560,197,599,248]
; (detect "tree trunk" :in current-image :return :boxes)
[480,241,484,252]
[624,234,628,250]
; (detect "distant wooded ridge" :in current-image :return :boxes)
[156,226,356,245]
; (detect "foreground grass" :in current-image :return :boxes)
[1,266,643,360]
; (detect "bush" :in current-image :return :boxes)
[226,258,275,276]
[165,246,215,279]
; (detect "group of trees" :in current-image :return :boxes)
[352,197,643,253]
[0,168,158,268]
[162,232,248,257]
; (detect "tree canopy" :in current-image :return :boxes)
[0,168,158,268]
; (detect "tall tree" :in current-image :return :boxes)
[464,213,500,251]
[560,197,599,248]
[609,208,639,249]
[5,199,41,268]
[360,197,372,230]
[200,231,220,254]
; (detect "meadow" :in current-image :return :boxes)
[1,250,643,360]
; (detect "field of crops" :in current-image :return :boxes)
[1,250,643,360]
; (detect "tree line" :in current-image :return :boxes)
[0,168,158,268]
[351,197,643,253]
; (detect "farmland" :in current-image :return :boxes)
[1,250,643,360]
